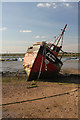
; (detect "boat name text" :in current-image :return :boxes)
[46,52,56,62]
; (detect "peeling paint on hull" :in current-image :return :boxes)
[23,42,63,81]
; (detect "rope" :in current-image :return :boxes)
[36,42,46,82]
[53,35,60,44]
[1,88,78,106]
[36,50,44,81]
[27,43,46,87]
[44,43,47,71]
[61,34,63,46]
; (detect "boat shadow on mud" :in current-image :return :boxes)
[2,71,80,84]
[38,73,80,84]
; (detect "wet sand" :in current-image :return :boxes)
[1,60,80,118]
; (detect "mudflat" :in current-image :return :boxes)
[2,60,80,118]
[2,75,79,118]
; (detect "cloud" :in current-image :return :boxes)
[37,3,44,7]
[35,35,46,39]
[63,3,72,7]
[52,3,72,8]
[37,2,72,9]
[35,35,40,39]
[20,30,32,33]
[41,36,46,38]
[52,2,57,9]
[37,3,51,8]
[45,3,51,8]
[53,6,57,9]
[52,3,56,6]
[0,27,7,31]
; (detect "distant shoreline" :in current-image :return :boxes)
[0,52,80,57]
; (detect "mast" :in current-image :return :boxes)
[56,24,67,46]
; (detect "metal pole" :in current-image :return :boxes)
[56,24,67,46]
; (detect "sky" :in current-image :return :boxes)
[1,2,78,53]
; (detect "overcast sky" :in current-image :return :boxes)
[1,2,78,53]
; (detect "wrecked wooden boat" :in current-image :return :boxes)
[23,24,67,80]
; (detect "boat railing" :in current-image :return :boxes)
[47,43,62,53]
[43,42,66,61]
[59,50,67,60]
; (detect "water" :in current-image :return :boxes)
[1,59,80,73]
[1,61,23,73]
[62,60,79,69]
[0,56,24,61]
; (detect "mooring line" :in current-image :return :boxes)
[1,89,78,106]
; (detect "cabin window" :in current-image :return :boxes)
[51,46,54,50]
[52,46,61,53]
[50,45,56,51]
[53,46,56,51]
[47,43,51,48]
[29,46,33,49]
[56,47,60,52]
[56,46,62,52]
[49,44,62,53]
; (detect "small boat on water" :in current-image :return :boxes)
[66,56,79,61]
[0,58,5,61]
[23,24,67,81]
[18,57,24,61]
[70,57,77,59]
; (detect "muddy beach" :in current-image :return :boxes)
[1,60,80,118]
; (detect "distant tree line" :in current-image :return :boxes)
[58,52,80,57]
[1,53,25,57]
[1,52,80,57]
